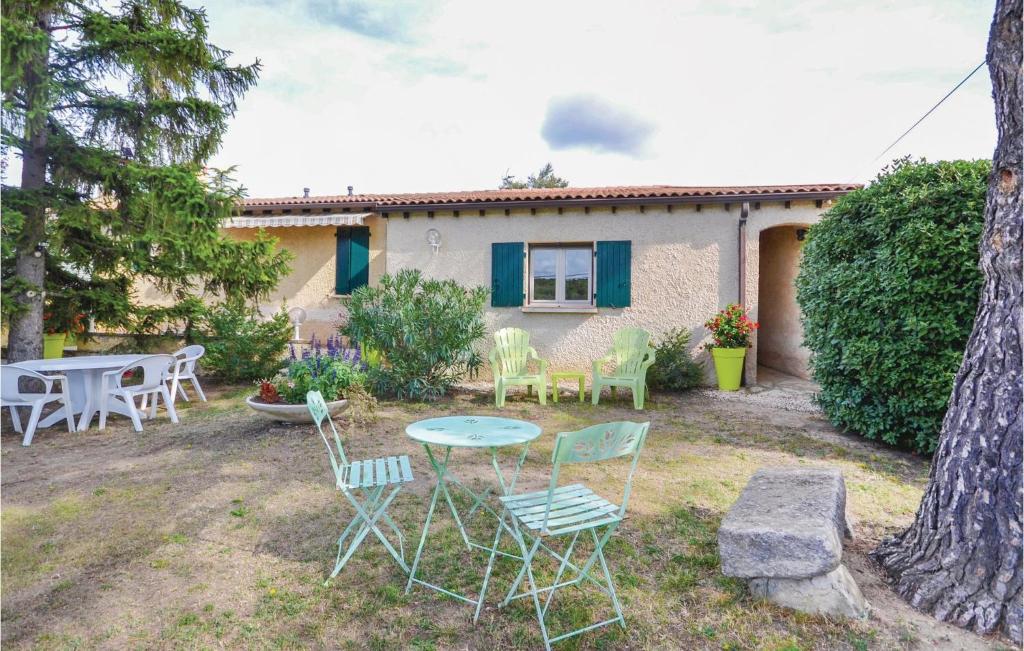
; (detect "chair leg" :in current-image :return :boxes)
[523,538,551,650]
[161,386,179,424]
[98,396,109,430]
[591,380,602,406]
[177,381,191,402]
[593,528,626,629]
[633,382,644,410]
[537,379,546,406]
[189,376,207,402]
[9,406,23,433]
[495,381,505,408]
[124,394,144,432]
[149,391,158,419]
[21,401,45,446]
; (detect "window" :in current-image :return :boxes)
[529,245,593,305]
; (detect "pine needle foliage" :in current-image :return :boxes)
[1,1,291,356]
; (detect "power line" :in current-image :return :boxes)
[872,60,986,162]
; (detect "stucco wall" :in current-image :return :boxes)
[385,202,826,383]
[757,225,812,378]
[135,216,387,341]
[228,216,387,340]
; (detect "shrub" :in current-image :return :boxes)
[704,303,759,349]
[261,336,366,404]
[343,269,488,400]
[646,327,704,391]
[195,302,291,383]
[795,158,988,453]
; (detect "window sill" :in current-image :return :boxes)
[521,305,598,314]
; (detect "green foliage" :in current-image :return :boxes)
[1,1,291,341]
[647,328,704,391]
[343,269,488,400]
[500,162,569,189]
[269,356,366,404]
[795,158,988,452]
[194,302,291,383]
[704,303,759,349]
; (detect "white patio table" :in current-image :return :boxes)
[16,354,148,432]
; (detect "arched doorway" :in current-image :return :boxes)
[757,225,812,379]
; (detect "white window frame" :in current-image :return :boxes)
[528,244,594,306]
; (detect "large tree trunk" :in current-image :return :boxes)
[872,0,1023,643]
[7,12,50,363]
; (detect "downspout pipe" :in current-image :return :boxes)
[738,201,749,306]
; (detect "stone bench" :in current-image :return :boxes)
[718,467,868,619]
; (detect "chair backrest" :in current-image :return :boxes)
[174,345,205,374]
[539,421,651,530]
[492,327,531,376]
[307,390,348,484]
[115,355,175,391]
[1,365,54,401]
[611,328,652,376]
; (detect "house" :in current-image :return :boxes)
[221,184,860,384]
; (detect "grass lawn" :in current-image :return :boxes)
[0,383,1010,650]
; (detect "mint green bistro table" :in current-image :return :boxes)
[550,371,586,403]
[405,416,542,622]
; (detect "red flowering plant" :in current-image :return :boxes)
[704,303,759,349]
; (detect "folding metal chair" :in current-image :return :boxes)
[498,421,650,649]
[307,390,414,583]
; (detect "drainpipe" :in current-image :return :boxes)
[738,201,749,306]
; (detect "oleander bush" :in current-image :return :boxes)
[343,269,488,400]
[646,327,704,391]
[795,158,989,453]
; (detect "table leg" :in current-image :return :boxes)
[475,443,531,622]
[578,377,585,403]
[406,446,451,595]
[552,379,559,404]
[37,369,87,430]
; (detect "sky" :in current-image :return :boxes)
[22,0,1004,198]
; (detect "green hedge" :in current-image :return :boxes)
[795,159,989,453]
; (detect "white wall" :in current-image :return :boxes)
[385,201,827,383]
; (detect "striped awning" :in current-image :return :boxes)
[222,213,370,229]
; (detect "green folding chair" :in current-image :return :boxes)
[497,421,650,649]
[307,390,414,583]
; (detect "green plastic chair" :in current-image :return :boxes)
[489,327,549,407]
[591,327,656,410]
[497,421,651,649]
[306,390,414,583]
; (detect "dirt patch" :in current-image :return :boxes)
[0,384,1009,650]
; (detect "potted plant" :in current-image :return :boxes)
[43,307,86,359]
[704,303,759,391]
[246,335,366,423]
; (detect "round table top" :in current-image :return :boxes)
[406,416,542,448]
[14,354,150,373]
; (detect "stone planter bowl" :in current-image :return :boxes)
[245,396,348,423]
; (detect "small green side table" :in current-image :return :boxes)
[550,371,586,403]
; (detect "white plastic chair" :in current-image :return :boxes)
[170,344,206,403]
[99,354,178,432]
[1,365,76,446]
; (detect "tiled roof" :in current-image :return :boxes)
[241,184,860,210]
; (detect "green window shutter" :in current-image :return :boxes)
[335,228,351,295]
[491,242,524,307]
[335,226,370,294]
[595,240,632,308]
[349,226,370,291]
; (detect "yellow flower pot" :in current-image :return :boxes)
[43,333,67,359]
[711,347,746,391]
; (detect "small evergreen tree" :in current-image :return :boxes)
[1,1,291,361]
[500,163,569,189]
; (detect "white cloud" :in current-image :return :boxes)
[6,1,994,195]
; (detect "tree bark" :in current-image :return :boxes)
[7,12,50,363]
[872,0,1023,643]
